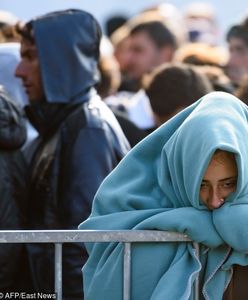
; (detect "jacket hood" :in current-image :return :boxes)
[30,9,101,104]
[0,87,26,149]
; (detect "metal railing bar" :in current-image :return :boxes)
[0,230,191,243]
[123,242,131,300]
[55,243,63,300]
[0,230,198,300]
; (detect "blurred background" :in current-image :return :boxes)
[2,0,248,138]
[1,0,248,43]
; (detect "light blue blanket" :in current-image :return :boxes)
[79,92,248,299]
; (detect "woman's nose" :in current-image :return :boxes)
[208,189,224,209]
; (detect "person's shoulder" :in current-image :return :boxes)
[0,86,26,150]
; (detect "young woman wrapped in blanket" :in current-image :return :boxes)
[79,92,248,300]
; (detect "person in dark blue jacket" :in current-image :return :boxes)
[15,9,130,299]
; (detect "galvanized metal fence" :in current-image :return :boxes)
[0,230,200,300]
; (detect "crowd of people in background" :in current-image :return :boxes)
[99,1,248,137]
[0,1,248,298]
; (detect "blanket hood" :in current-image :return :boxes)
[91,92,248,215]
[161,92,248,208]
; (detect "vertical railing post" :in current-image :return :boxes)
[193,242,200,300]
[123,242,131,300]
[55,243,63,300]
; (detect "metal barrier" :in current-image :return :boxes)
[0,230,199,300]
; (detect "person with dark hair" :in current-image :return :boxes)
[226,16,248,87]
[97,55,147,147]
[0,42,37,143]
[0,86,27,291]
[143,62,213,126]
[104,14,128,37]
[125,19,177,88]
[105,17,178,134]
[15,9,130,298]
[110,24,133,90]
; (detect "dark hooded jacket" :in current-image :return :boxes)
[0,87,27,291]
[23,9,130,298]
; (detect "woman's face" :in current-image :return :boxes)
[200,151,238,210]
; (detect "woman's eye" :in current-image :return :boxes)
[222,180,237,189]
[200,183,208,189]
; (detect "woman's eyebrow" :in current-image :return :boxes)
[201,176,238,183]
[219,176,238,182]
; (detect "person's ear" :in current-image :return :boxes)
[159,46,175,63]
